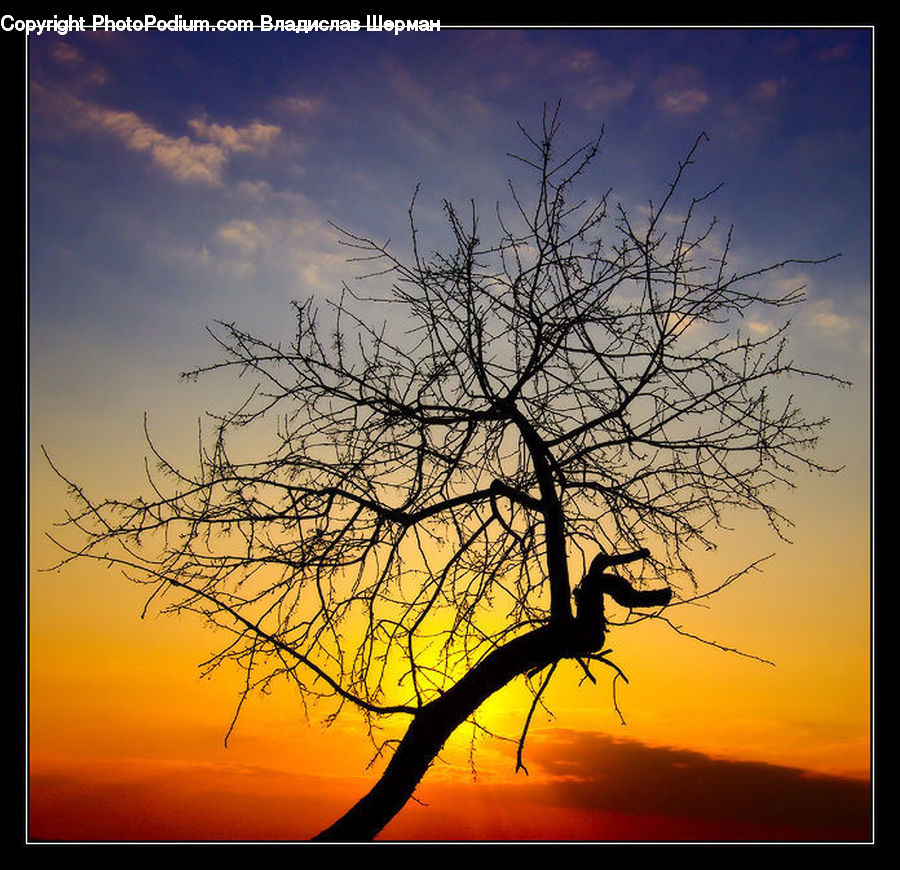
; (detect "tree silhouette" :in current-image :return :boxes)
[47,106,843,841]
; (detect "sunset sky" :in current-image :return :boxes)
[27,25,872,843]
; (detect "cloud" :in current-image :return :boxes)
[31,83,226,185]
[523,728,870,836]
[216,219,267,253]
[659,88,710,114]
[558,49,597,74]
[819,43,851,62]
[380,55,493,150]
[715,78,787,139]
[546,45,635,110]
[748,321,772,335]
[807,299,854,333]
[236,179,273,200]
[187,118,281,154]
[208,210,350,299]
[577,78,636,111]
[82,108,227,185]
[272,94,321,116]
[46,39,108,88]
[749,78,786,103]
[653,65,711,116]
[49,42,83,67]
[31,83,281,186]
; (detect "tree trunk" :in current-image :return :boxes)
[312,622,598,841]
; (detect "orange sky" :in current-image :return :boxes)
[29,495,870,841]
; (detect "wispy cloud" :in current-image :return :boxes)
[716,77,788,140]
[236,179,273,200]
[32,84,227,184]
[49,42,84,67]
[806,299,855,334]
[209,208,349,298]
[46,38,108,89]
[654,66,710,116]
[748,320,773,336]
[551,47,635,110]
[748,78,786,103]
[819,42,852,62]
[187,117,281,154]
[31,83,281,186]
[271,94,321,116]
[659,88,709,114]
[378,54,494,154]
[216,219,267,253]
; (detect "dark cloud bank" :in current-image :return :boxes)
[521,729,871,841]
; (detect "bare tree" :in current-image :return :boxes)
[47,105,843,841]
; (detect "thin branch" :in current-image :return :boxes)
[516,661,557,775]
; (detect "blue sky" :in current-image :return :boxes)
[30,28,870,330]
[29,25,871,490]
